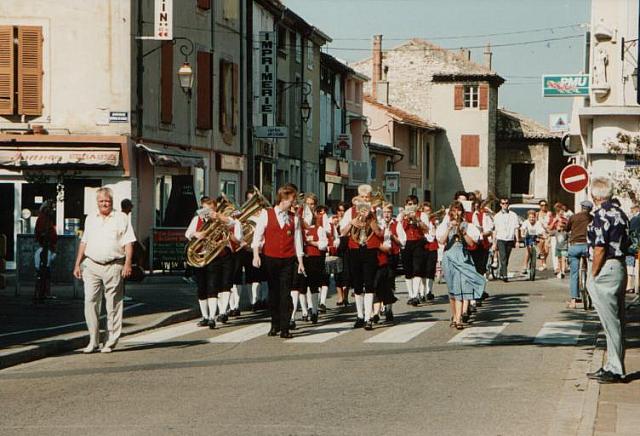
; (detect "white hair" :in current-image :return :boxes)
[590,177,612,201]
[96,187,113,201]
[357,184,372,196]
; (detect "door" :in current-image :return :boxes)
[0,183,15,261]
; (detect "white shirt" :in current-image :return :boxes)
[493,209,521,241]
[306,225,329,252]
[251,208,304,258]
[472,211,495,235]
[396,213,434,247]
[520,220,545,237]
[82,210,136,263]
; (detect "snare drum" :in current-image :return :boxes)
[325,256,343,275]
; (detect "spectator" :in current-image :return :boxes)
[626,203,640,293]
[586,177,629,384]
[537,200,553,270]
[34,201,57,301]
[553,207,569,279]
[121,198,133,215]
[566,200,593,308]
[492,197,521,282]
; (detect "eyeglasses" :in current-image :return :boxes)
[500,202,509,205]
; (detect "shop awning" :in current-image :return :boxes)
[0,146,120,168]
[137,143,205,168]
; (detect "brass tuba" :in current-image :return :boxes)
[186,194,237,267]
[235,186,271,249]
[350,199,374,245]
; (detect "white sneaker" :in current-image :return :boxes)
[100,345,113,353]
[557,272,562,279]
[82,344,98,354]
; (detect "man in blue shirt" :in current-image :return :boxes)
[586,177,629,384]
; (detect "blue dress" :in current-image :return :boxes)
[442,233,486,301]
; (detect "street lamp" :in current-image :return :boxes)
[301,97,311,124]
[178,63,194,94]
[362,127,372,148]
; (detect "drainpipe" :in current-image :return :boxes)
[135,0,143,140]
[246,0,254,187]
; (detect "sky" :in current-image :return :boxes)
[283,0,591,126]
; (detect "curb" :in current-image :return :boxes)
[0,307,199,371]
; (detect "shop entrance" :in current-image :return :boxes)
[0,183,15,261]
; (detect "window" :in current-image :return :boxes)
[0,25,43,116]
[277,26,287,57]
[219,59,238,142]
[386,158,393,172]
[196,51,213,130]
[222,0,239,20]
[197,0,210,10]
[370,156,377,180]
[460,135,480,167]
[306,80,313,141]
[295,33,302,63]
[409,129,418,166]
[160,41,173,124]
[511,163,534,195]
[306,40,314,70]
[464,85,479,108]
[276,80,286,126]
[424,142,430,180]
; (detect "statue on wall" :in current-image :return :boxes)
[592,46,611,97]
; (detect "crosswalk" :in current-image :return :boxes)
[121,317,589,349]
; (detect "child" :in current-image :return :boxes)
[520,210,545,274]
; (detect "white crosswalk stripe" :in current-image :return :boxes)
[123,322,203,344]
[447,323,509,345]
[533,321,583,345]
[364,321,437,343]
[208,323,271,343]
[285,322,353,343]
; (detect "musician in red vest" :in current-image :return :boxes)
[252,184,305,339]
[299,206,329,324]
[396,195,430,306]
[421,201,439,302]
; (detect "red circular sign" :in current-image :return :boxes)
[560,164,589,193]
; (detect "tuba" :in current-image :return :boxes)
[350,199,374,246]
[186,194,237,267]
[235,186,271,249]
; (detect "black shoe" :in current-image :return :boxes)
[208,318,216,329]
[353,318,365,328]
[319,304,327,313]
[481,291,490,299]
[587,368,607,380]
[462,313,470,324]
[364,320,373,330]
[502,277,509,283]
[420,295,426,303]
[426,293,435,301]
[372,314,380,324]
[289,320,297,330]
[406,298,413,305]
[595,370,627,384]
[280,330,293,339]
[252,304,258,313]
[197,318,209,327]
[218,314,229,324]
[302,313,309,322]
[267,327,280,337]
[476,300,483,307]
[410,298,419,307]
[343,299,350,307]
[385,310,394,323]
[311,312,318,324]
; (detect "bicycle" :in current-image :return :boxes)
[486,247,499,280]
[578,255,593,310]
[526,240,537,281]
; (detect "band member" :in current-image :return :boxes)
[396,195,430,306]
[340,185,384,330]
[374,203,399,323]
[252,184,305,339]
[470,199,494,277]
[215,196,244,323]
[300,206,329,324]
[422,202,439,302]
[185,198,240,329]
[315,205,332,312]
[333,202,349,306]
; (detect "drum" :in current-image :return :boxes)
[325,256,343,275]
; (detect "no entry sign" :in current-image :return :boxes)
[560,164,589,193]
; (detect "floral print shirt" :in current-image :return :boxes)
[587,201,630,259]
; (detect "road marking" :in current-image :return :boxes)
[533,321,583,345]
[448,323,509,345]
[286,322,352,343]
[364,321,437,343]
[0,303,145,339]
[122,321,203,344]
[208,323,271,343]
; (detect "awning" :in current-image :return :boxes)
[0,146,120,168]
[137,143,205,168]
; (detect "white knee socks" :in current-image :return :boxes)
[320,286,328,305]
[310,293,319,314]
[218,291,230,315]
[426,278,434,295]
[199,299,209,319]
[405,278,414,299]
[413,277,423,297]
[230,286,240,310]
[251,282,259,305]
[355,294,364,319]
[207,297,218,319]
[290,290,300,320]
[364,294,374,321]
[299,293,308,316]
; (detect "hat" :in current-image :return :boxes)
[580,200,593,209]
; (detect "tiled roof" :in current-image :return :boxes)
[364,95,442,131]
[369,142,403,156]
[497,108,562,140]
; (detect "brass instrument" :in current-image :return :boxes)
[186,194,237,267]
[236,186,271,249]
[350,200,374,245]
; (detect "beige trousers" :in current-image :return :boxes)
[82,259,124,347]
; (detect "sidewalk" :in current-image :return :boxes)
[0,274,201,370]
[591,294,640,436]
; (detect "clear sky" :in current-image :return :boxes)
[284,0,591,125]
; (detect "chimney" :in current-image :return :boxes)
[372,34,383,99]
[484,43,492,70]
[377,66,390,105]
[459,47,471,61]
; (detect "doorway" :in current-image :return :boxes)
[0,184,15,261]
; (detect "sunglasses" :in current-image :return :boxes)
[501,202,509,205]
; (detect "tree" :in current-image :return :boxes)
[604,131,640,202]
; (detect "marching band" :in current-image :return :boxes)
[184,183,496,339]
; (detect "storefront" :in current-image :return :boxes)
[253,140,276,203]
[323,157,348,212]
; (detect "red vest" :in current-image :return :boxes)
[424,217,439,251]
[262,208,296,258]
[464,211,474,224]
[347,208,362,249]
[377,250,388,266]
[389,220,401,255]
[402,211,423,241]
[196,217,205,231]
[304,226,324,257]
[474,211,492,249]
[328,223,338,256]
[366,229,383,250]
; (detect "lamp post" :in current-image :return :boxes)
[278,80,312,190]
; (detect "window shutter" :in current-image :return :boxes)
[0,26,14,115]
[460,135,480,167]
[454,84,463,110]
[17,26,42,116]
[197,0,211,10]
[231,62,238,134]
[160,41,173,124]
[196,51,212,130]
[479,84,488,110]
[219,60,227,133]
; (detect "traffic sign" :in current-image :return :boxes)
[336,133,352,150]
[560,164,589,193]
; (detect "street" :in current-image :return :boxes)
[0,250,604,436]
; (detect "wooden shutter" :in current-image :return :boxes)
[479,84,489,110]
[219,60,227,132]
[197,0,211,10]
[0,26,14,115]
[160,41,173,124]
[231,62,238,134]
[18,26,43,116]
[454,84,463,110]
[460,135,480,167]
[196,51,212,130]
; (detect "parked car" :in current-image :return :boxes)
[508,203,540,221]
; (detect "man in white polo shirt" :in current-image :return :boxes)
[73,187,136,353]
[493,197,521,282]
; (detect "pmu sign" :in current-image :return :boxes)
[542,74,590,97]
[259,32,276,119]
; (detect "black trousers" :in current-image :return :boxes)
[194,251,233,299]
[497,240,515,278]
[402,240,427,279]
[388,253,400,291]
[424,249,438,280]
[469,247,489,275]
[233,249,265,285]
[263,256,295,331]
[302,256,325,294]
[348,247,378,295]
[374,266,398,305]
